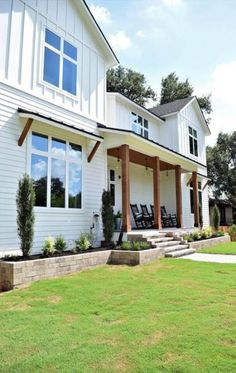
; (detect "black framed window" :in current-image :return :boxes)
[189,126,198,157]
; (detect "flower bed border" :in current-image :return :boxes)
[0,247,165,291]
[188,234,230,251]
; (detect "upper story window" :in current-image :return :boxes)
[131,112,149,139]
[43,29,77,96]
[189,126,198,157]
[31,132,82,209]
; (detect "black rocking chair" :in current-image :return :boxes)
[161,206,177,227]
[130,204,151,228]
[140,204,154,226]
[150,204,173,228]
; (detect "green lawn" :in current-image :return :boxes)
[0,259,236,373]
[199,242,236,255]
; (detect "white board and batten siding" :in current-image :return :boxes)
[0,0,107,125]
[106,93,161,142]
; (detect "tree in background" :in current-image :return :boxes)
[16,174,35,257]
[207,131,236,208]
[107,65,156,106]
[160,72,212,120]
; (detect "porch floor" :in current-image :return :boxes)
[127,227,195,237]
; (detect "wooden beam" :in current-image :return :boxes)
[192,171,200,227]
[152,156,162,229]
[107,146,175,171]
[203,180,209,191]
[187,175,192,186]
[121,144,131,232]
[18,118,34,146]
[175,165,183,228]
[87,141,101,163]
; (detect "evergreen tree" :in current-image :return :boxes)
[16,174,35,257]
[101,190,114,244]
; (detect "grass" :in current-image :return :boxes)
[199,242,236,255]
[0,259,236,372]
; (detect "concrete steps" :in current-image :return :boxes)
[165,248,196,258]
[127,230,196,258]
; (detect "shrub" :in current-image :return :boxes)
[101,190,114,244]
[16,174,35,257]
[212,205,220,232]
[200,227,212,240]
[192,230,200,241]
[132,241,140,251]
[54,235,67,253]
[75,233,92,251]
[183,234,193,242]
[228,224,236,240]
[139,241,151,250]
[42,237,55,256]
[121,241,132,250]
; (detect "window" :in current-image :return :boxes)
[43,29,77,95]
[131,112,149,138]
[189,126,198,157]
[31,132,82,209]
[190,181,202,213]
[109,169,115,206]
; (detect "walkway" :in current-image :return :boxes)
[181,253,236,264]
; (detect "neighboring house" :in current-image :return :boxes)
[209,198,233,226]
[0,0,210,256]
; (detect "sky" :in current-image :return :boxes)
[89,0,236,146]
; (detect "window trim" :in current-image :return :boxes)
[188,125,198,158]
[27,130,85,213]
[40,26,79,100]
[130,112,149,139]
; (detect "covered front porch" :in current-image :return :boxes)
[107,143,201,232]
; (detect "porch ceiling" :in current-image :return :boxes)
[108,147,176,171]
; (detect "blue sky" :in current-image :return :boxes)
[89,0,236,145]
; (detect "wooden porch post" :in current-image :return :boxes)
[192,171,200,227]
[153,156,162,229]
[121,144,131,232]
[175,165,183,228]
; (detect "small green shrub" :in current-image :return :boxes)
[192,230,200,241]
[42,237,55,256]
[229,224,236,239]
[75,233,92,251]
[54,235,67,253]
[200,227,212,240]
[132,241,140,251]
[212,231,224,238]
[183,234,194,243]
[139,241,151,250]
[121,241,132,250]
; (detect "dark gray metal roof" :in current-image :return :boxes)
[149,96,194,117]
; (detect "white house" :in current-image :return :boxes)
[0,0,210,256]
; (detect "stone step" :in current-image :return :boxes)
[148,237,174,245]
[165,248,196,258]
[164,244,189,253]
[156,240,183,248]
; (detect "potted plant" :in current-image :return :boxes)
[114,210,122,231]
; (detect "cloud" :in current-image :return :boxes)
[136,30,145,38]
[89,4,111,23]
[108,31,132,52]
[206,60,236,145]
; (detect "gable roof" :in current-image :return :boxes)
[149,96,194,117]
[76,0,119,67]
[149,96,211,135]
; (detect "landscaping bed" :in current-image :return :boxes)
[0,246,165,291]
[188,234,230,251]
